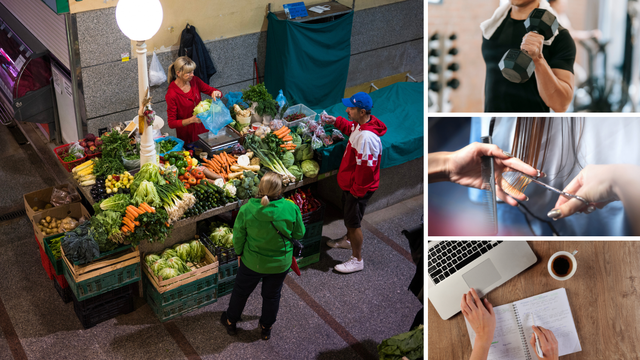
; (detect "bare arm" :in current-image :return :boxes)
[521,32,575,112]
[533,61,574,112]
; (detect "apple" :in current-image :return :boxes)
[79,140,87,147]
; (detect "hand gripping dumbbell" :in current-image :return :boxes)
[499,9,559,83]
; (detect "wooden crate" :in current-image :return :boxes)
[142,245,219,294]
[62,246,141,301]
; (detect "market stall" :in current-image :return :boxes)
[33,80,339,327]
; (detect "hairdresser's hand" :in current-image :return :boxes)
[461,289,496,348]
[548,164,622,220]
[530,326,559,360]
[434,142,540,206]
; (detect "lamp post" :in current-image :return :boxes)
[116,0,164,166]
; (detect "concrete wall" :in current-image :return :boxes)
[76,0,424,136]
[428,0,598,112]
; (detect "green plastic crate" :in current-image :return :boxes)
[218,261,238,281]
[303,221,323,240]
[217,276,235,298]
[296,253,320,269]
[64,262,141,302]
[43,234,65,276]
[72,244,134,265]
[143,272,218,307]
[300,235,321,258]
[146,283,218,322]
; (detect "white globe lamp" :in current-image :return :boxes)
[115,0,164,166]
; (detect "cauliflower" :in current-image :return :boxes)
[214,178,225,188]
[224,182,237,198]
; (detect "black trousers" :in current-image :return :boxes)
[226,261,288,328]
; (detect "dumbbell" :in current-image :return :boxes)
[499,9,559,83]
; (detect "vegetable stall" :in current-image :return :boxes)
[37,87,341,328]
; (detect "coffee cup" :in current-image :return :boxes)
[547,250,578,281]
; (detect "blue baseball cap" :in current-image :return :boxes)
[342,92,373,111]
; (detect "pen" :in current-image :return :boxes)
[531,313,544,358]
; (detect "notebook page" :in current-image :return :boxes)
[465,303,528,360]
[517,288,582,357]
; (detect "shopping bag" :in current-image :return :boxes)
[197,98,233,134]
[149,51,167,86]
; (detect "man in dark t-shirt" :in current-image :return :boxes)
[482,0,576,112]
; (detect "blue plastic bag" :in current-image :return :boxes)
[223,92,247,109]
[197,99,233,134]
[276,89,287,108]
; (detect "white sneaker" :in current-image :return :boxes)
[334,256,363,273]
[326,235,352,249]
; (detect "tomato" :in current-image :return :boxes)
[188,177,197,185]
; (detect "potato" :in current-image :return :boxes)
[40,219,47,226]
[45,216,51,223]
[44,204,52,209]
[32,206,38,211]
[56,220,62,227]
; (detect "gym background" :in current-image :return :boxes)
[428,0,637,112]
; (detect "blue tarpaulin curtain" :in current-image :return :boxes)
[264,11,354,109]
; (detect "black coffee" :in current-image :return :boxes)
[552,255,572,276]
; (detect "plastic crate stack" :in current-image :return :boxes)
[142,239,219,322]
[43,234,73,304]
[200,232,238,298]
[297,200,324,268]
[61,245,141,328]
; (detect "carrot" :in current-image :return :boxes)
[141,203,155,213]
[132,206,146,215]
[165,222,170,227]
[282,136,293,141]
[225,152,236,163]
[125,208,138,219]
[122,217,135,229]
[274,126,289,136]
[280,144,289,148]
[121,225,132,233]
[277,128,291,138]
[211,156,222,167]
[133,220,140,226]
[127,206,142,216]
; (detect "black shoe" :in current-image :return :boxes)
[220,312,237,335]
[259,322,271,340]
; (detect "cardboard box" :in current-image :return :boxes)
[32,202,91,248]
[24,184,81,224]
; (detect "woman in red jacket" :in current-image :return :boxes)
[165,56,222,144]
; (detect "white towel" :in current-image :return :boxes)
[480,0,559,45]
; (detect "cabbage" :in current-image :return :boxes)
[222,233,234,249]
[281,151,295,167]
[158,267,179,280]
[132,180,162,207]
[174,243,191,263]
[151,259,169,276]
[189,240,205,263]
[167,256,191,274]
[301,160,320,178]
[295,144,314,162]
[161,248,178,260]
[193,99,212,115]
[290,133,302,146]
[145,254,161,266]
[287,165,303,181]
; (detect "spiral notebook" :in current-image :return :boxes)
[465,288,581,360]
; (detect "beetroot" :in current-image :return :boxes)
[79,140,87,147]
[87,141,95,147]
[85,133,96,141]
[94,137,103,146]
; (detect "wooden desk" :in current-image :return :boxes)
[428,241,640,359]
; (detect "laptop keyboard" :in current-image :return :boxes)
[428,241,503,285]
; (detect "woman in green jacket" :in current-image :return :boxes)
[220,172,305,340]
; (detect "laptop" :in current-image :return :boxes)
[428,240,537,320]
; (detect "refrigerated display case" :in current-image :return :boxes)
[0,2,56,140]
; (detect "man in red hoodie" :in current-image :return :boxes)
[323,92,387,273]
